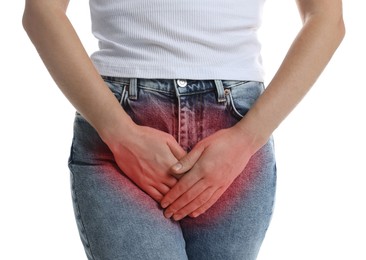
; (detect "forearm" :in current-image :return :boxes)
[22,1,135,145]
[236,4,345,152]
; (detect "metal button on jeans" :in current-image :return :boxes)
[177,79,187,87]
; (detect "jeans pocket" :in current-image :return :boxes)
[103,79,128,104]
[225,81,264,120]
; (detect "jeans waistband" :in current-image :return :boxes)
[101,76,252,103]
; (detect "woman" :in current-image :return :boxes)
[23,0,345,259]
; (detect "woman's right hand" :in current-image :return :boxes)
[105,123,187,203]
[22,0,186,203]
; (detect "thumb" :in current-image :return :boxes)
[171,147,203,174]
[166,141,186,179]
[167,140,187,161]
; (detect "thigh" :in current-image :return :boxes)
[180,140,276,260]
[68,111,187,260]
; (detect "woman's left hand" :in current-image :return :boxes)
[160,125,257,221]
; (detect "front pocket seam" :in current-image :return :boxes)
[226,91,244,120]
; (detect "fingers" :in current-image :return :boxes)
[145,186,164,203]
[162,174,179,187]
[167,139,187,161]
[161,145,206,211]
[171,187,225,221]
[188,188,225,218]
[166,186,217,221]
[170,146,203,175]
[155,183,171,195]
[166,139,188,180]
[163,179,208,219]
[144,182,180,204]
[160,170,201,209]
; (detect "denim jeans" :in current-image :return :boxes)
[68,78,277,260]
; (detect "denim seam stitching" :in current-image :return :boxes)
[69,168,97,260]
[173,80,182,146]
[214,80,226,103]
[138,86,175,96]
[223,80,251,89]
[227,92,244,119]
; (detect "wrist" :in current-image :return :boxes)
[97,114,137,153]
[232,116,271,155]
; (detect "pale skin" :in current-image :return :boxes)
[23,0,345,222]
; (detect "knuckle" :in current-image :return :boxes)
[169,206,177,212]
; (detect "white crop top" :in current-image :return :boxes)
[89,0,265,81]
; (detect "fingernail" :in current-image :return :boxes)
[165,211,173,219]
[172,162,182,171]
[161,202,169,209]
[173,214,183,221]
[190,212,200,218]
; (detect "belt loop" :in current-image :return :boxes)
[128,78,138,100]
[214,80,226,103]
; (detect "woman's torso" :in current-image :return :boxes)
[89,0,266,81]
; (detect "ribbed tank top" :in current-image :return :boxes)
[89,0,265,81]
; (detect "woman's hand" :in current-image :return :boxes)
[106,124,187,203]
[160,125,257,221]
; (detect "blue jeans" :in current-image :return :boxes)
[68,78,277,260]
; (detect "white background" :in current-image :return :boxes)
[1,1,365,259]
